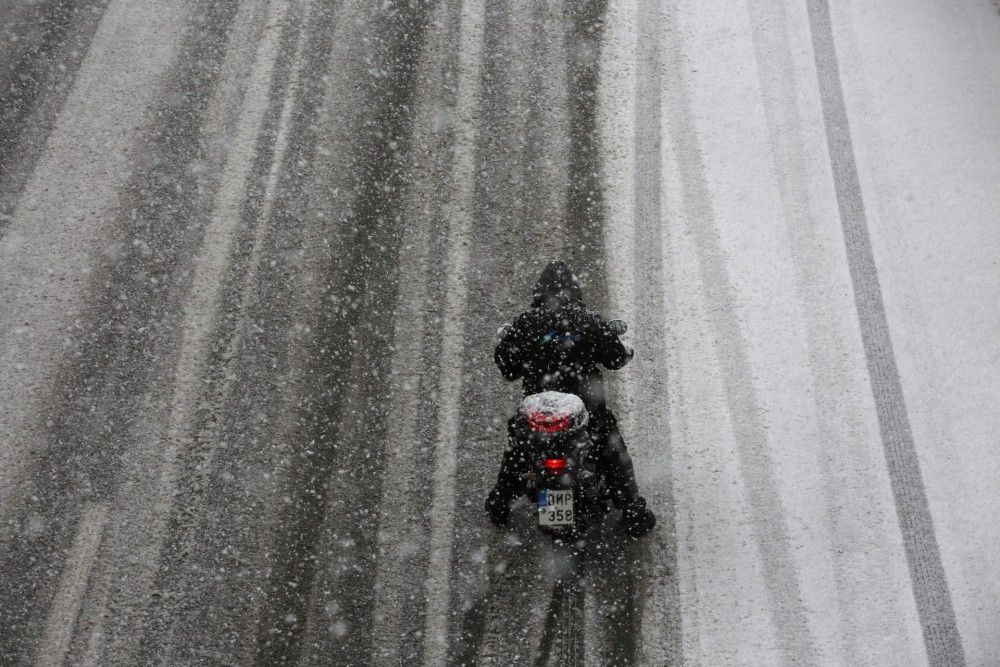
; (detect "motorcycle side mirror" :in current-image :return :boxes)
[607,319,628,336]
[496,323,513,341]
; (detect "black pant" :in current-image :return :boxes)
[492,407,640,509]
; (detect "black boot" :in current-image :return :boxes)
[621,496,656,538]
[485,486,512,527]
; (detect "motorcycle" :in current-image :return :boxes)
[515,390,605,541]
[498,319,630,550]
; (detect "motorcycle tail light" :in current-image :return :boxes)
[527,410,570,433]
[543,458,567,474]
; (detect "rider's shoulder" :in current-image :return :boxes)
[513,309,542,327]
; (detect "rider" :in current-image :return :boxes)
[485,260,656,538]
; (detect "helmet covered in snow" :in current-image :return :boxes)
[518,391,588,434]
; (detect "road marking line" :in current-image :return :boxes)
[35,502,108,667]
[420,0,485,662]
[805,2,965,664]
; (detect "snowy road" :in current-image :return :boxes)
[1,0,998,664]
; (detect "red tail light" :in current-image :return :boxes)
[527,410,571,433]
[543,458,567,474]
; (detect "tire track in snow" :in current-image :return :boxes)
[599,0,683,662]
[210,1,348,658]
[805,1,965,664]
[593,3,644,665]
[745,0,921,661]
[217,0,311,401]
[536,577,585,667]
[252,0,432,661]
[563,0,611,312]
[535,542,585,667]
[140,3,315,662]
[662,0,817,662]
[519,0,571,251]
[368,0,460,662]
[155,0,290,548]
[420,0,485,661]
[449,0,574,660]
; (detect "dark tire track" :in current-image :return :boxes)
[563,1,652,663]
[253,2,433,663]
[563,0,610,312]
[535,545,585,667]
[446,1,524,658]
[445,0,568,661]
[618,0,682,661]
[451,526,540,667]
[588,527,641,666]
[806,1,965,663]
[368,0,464,662]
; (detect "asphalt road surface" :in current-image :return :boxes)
[1,0,999,665]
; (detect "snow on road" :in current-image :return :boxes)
[0,0,190,520]
[0,0,998,664]
[833,0,1000,662]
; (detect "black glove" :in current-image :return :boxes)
[485,487,511,527]
[621,497,656,538]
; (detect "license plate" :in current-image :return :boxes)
[537,489,574,526]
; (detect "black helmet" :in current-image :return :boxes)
[531,260,583,309]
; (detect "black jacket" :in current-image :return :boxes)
[494,261,632,411]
